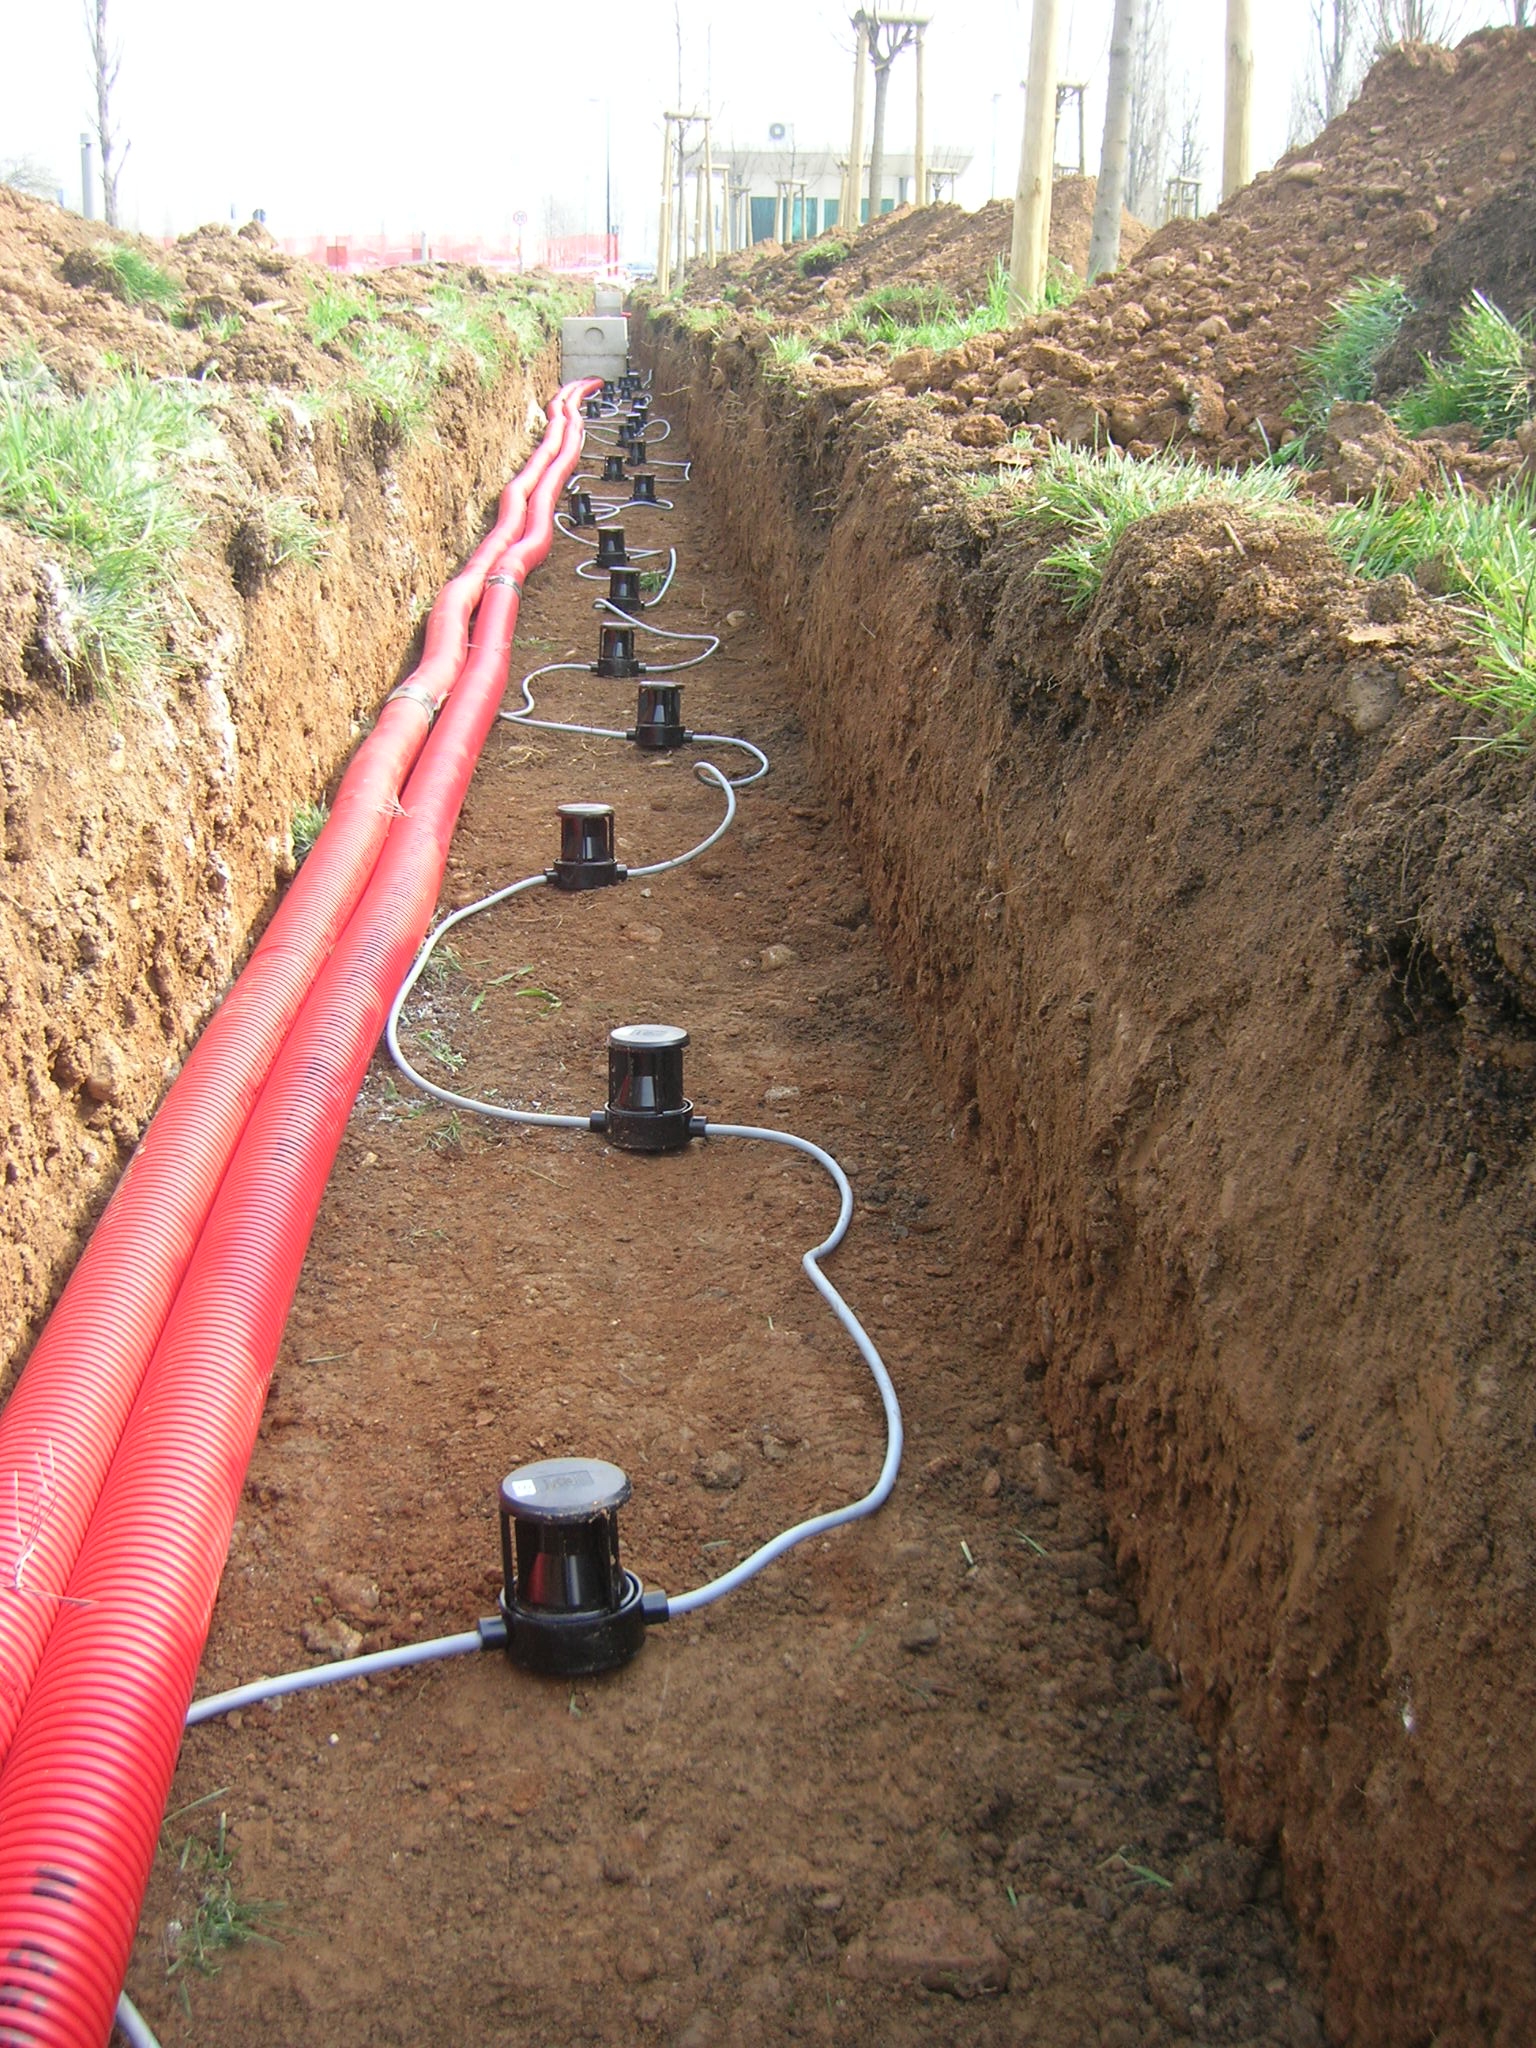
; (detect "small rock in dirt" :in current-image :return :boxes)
[1337,669,1399,738]
[901,1618,942,1653]
[697,1451,744,1491]
[724,609,749,629]
[1018,1441,1063,1505]
[675,2014,723,2048]
[84,1035,129,1106]
[762,1083,800,1104]
[981,1467,1002,1498]
[759,943,798,971]
[303,1617,364,1661]
[841,1893,1009,1997]
[324,1571,380,1620]
[813,1890,843,1915]
[951,411,1008,449]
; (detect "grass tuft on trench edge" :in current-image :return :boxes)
[0,352,214,694]
[1289,274,1412,439]
[980,442,1536,741]
[1394,291,1536,448]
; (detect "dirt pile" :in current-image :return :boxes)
[675,179,1149,320]
[0,185,561,1385]
[702,30,1536,478]
[647,147,1536,2038]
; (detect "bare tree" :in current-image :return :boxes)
[1,156,61,202]
[1126,0,1170,222]
[1507,0,1531,23]
[1088,0,1140,278]
[1289,0,1367,146]
[84,0,128,228]
[866,20,917,217]
[1371,0,1462,47]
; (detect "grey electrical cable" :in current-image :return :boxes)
[385,874,590,1129]
[115,1990,162,2048]
[186,1627,489,1727]
[502,668,767,787]
[592,604,720,669]
[666,1123,903,1615]
[386,769,737,1124]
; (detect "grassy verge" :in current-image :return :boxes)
[1018,441,1302,610]
[1333,479,1536,740]
[306,276,580,446]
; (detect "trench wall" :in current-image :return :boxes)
[0,343,556,1389]
[650,312,1536,2048]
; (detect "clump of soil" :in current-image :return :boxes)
[676,179,1150,322]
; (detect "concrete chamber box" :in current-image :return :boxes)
[593,285,625,316]
[561,315,628,383]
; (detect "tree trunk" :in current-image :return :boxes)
[1008,0,1062,316]
[1088,0,1139,279]
[867,59,892,220]
[842,14,870,230]
[1221,0,1254,202]
[86,0,126,230]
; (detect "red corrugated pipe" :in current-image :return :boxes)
[0,399,568,1765]
[0,380,595,2048]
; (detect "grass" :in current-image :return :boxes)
[803,257,1080,360]
[1020,440,1302,610]
[102,243,183,316]
[796,238,849,277]
[1332,478,1536,741]
[264,494,325,568]
[306,280,374,349]
[1289,275,1412,438]
[0,354,216,693]
[165,1809,281,1986]
[768,332,814,371]
[292,800,329,860]
[1394,291,1536,447]
[421,283,508,385]
[197,310,245,346]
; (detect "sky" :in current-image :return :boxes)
[0,0,1515,258]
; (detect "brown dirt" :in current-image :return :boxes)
[643,301,1536,2048]
[123,412,1323,2048]
[675,180,1150,321]
[0,184,562,1386]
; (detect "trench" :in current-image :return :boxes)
[90,369,1329,2048]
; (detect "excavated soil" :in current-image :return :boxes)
[121,411,1325,2048]
[685,32,1536,484]
[0,185,560,1385]
[676,180,1150,317]
[641,292,1536,2047]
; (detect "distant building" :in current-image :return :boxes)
[718,146,972,245]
